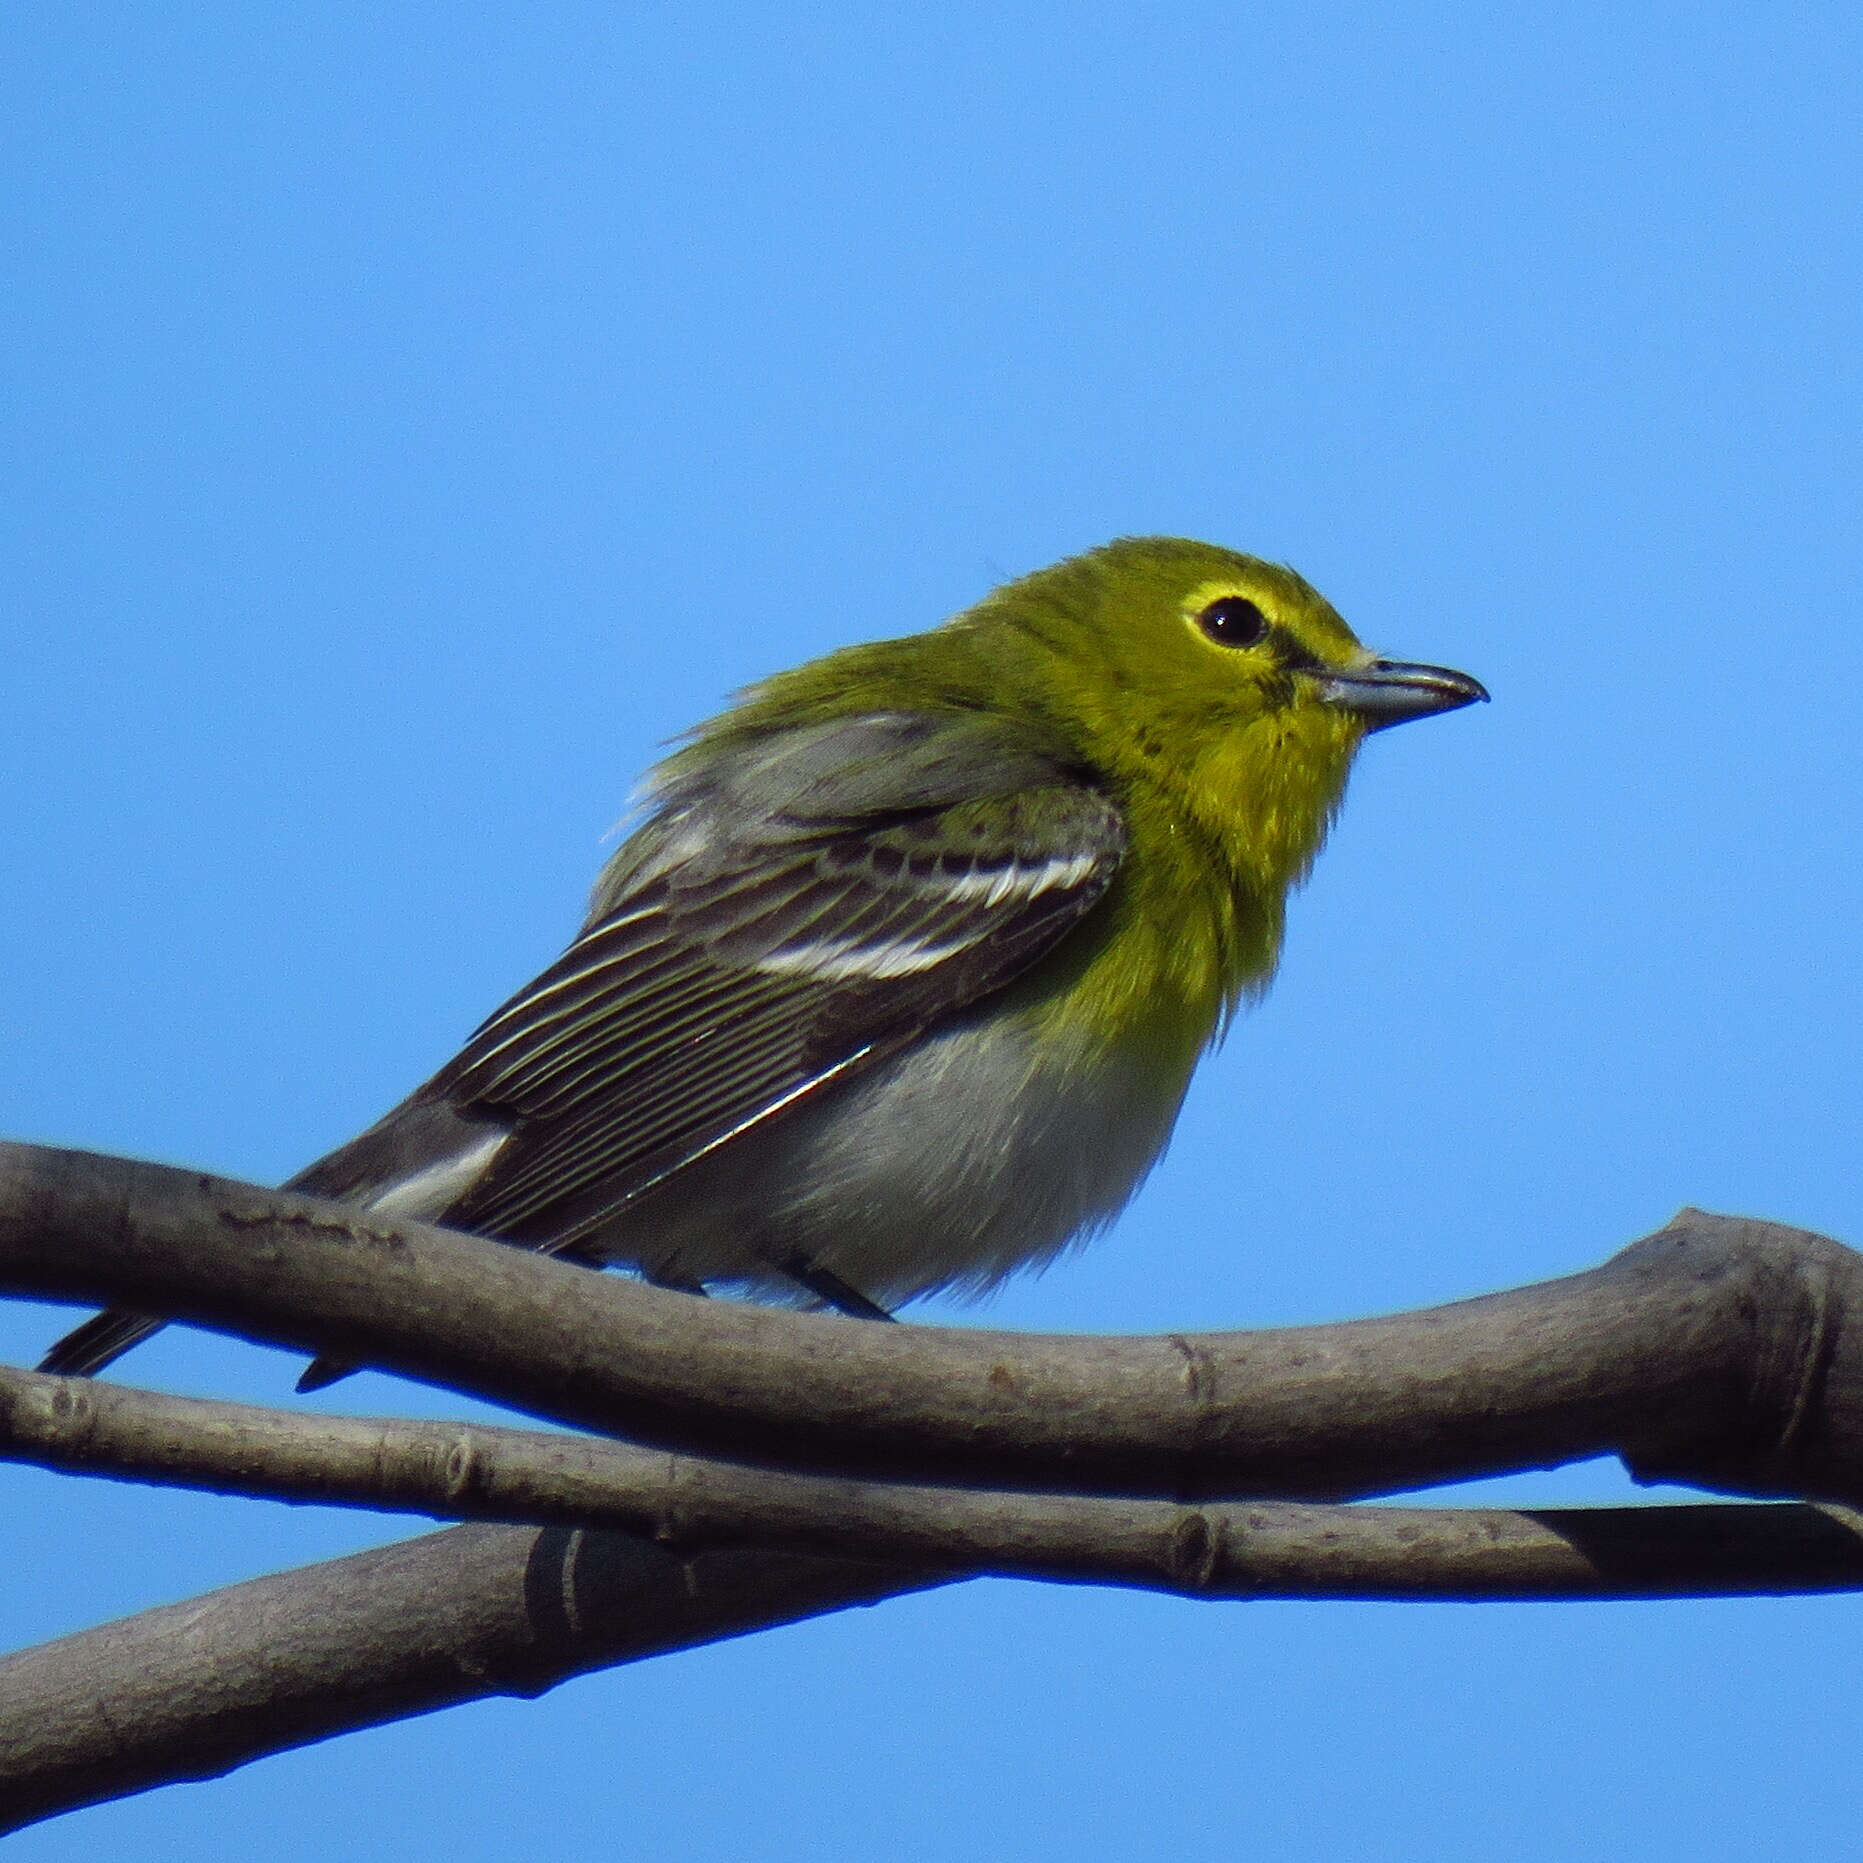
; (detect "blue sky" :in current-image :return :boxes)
[3,4,1860,1855]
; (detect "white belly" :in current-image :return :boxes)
[592,1011,1195,1305]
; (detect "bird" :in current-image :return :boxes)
[41,536,1486,1390]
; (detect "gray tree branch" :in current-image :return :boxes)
[2,1143,1861,1505]
[8,1376,1863,1833]
[9,1362,1862,1597]
[6,1139,1863,1827]
[0,1518,942,1832]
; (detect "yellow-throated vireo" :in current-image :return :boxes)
[44,536,1485,1388]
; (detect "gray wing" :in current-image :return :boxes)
[297,711,1126,1254]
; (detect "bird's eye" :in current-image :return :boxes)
[1194,596,1269,648]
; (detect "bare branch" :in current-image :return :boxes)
[5,1364,1863,1604]
[9,1137,1863,1826]
[2,1143,1861,1505]
[0,1520,941,1833]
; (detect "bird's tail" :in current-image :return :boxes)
[40,1305,358,1390]
[38,1309,167,1378]
[295,1354,355,1393]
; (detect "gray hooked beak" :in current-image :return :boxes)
[1316,658,1490,732]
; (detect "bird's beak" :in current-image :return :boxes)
[1315,658,1490,732]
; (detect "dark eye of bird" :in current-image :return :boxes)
[1195,596,1268,648]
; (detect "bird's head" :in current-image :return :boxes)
[974,536,1487,897]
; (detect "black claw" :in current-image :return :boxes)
[777,1253,896,1322]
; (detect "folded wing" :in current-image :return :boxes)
[317,710,1127,1253]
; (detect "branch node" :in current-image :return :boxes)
[558,1528,588,1635]
[1166,1509,1223,1590]
[1778,1259,1836,1454]
[48,1375,97,1440]
[442,1431,479,1502]
[1165,1332,1218,1491]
